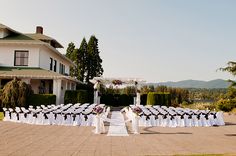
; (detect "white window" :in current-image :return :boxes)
[14,51,29,66]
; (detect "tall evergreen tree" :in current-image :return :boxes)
[77,38,88,82]
[65,37,104,83]
[86,35,103,83]
[66,42,76,60]
[66,42,77,77]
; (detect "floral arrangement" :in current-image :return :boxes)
[132,106,142,116]
[93,106,104,115]
[112,80,123,85]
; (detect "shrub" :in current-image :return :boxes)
[216,99,236,112]
[77,90,90,104]
[100,94,134,106]
[64,90,90,104]
[147,92,171,106]
[182,102,216,110]
[1,78,33,108]
[27,94,56,108]
[101,94,115,106]
[76,83,94,103]
[64,90,78,104]
[141,94,147,104]
[119,94,133,106]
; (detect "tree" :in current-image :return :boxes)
[1,78,33,108]
[86,35,103,83]
[77,38,88,82]
[220,61,236,76]
[66,42,77,77]
[220,61,236,87]
[66,42,76,60]
[220,61,236,97]
[65,36,104,83]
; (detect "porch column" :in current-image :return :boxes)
[69,82,72,90]
[65,81,68,90]
[72,83,75,90]
[53,79,62,105]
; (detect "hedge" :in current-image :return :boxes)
[27,94,56,108]
[101,94,134,106]
[147,92,171,106]
[100,94,149,106]
[64,90,91,104]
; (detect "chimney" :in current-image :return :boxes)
[36,26,43,34]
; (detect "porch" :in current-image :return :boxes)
[0,67,79,105]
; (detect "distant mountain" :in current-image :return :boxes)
[147,79,231,89]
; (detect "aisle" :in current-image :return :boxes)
[107,111,129,136]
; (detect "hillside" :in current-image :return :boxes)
[148,79,231,88]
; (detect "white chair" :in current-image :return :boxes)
[3,108,10,121]
[72,113,81,126]
[216,111,225,126]
[10,109,18,122]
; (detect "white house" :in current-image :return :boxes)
[0,23,79,105]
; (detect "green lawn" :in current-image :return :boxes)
[0,112,4,120]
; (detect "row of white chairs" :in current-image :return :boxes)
[3,103,110,127]
[126,105,225,127]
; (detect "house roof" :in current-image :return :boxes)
[0,24,7,29]
[25,33,63,48]
[0,67,80,83]
[0,23,21,34]
[0,23,74,66]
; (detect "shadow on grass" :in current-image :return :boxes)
[141,127,192,135]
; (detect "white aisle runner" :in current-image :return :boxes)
[107,111,129,136]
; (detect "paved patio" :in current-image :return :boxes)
[0,114,236,156]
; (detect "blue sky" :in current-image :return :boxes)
[1,0,236,82]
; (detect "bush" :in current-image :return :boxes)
[77,90,90,104]
[182,102,216,110]
[147,92,171,106]
[1,78,33,108]
[76,83,94,103]
[216,99,236,112]
[141,94,147,104]
[64,90,78,104]
[27,94,56,108]
[119,94,133,106]
[64,90,90,104]
[100,94,134,106]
